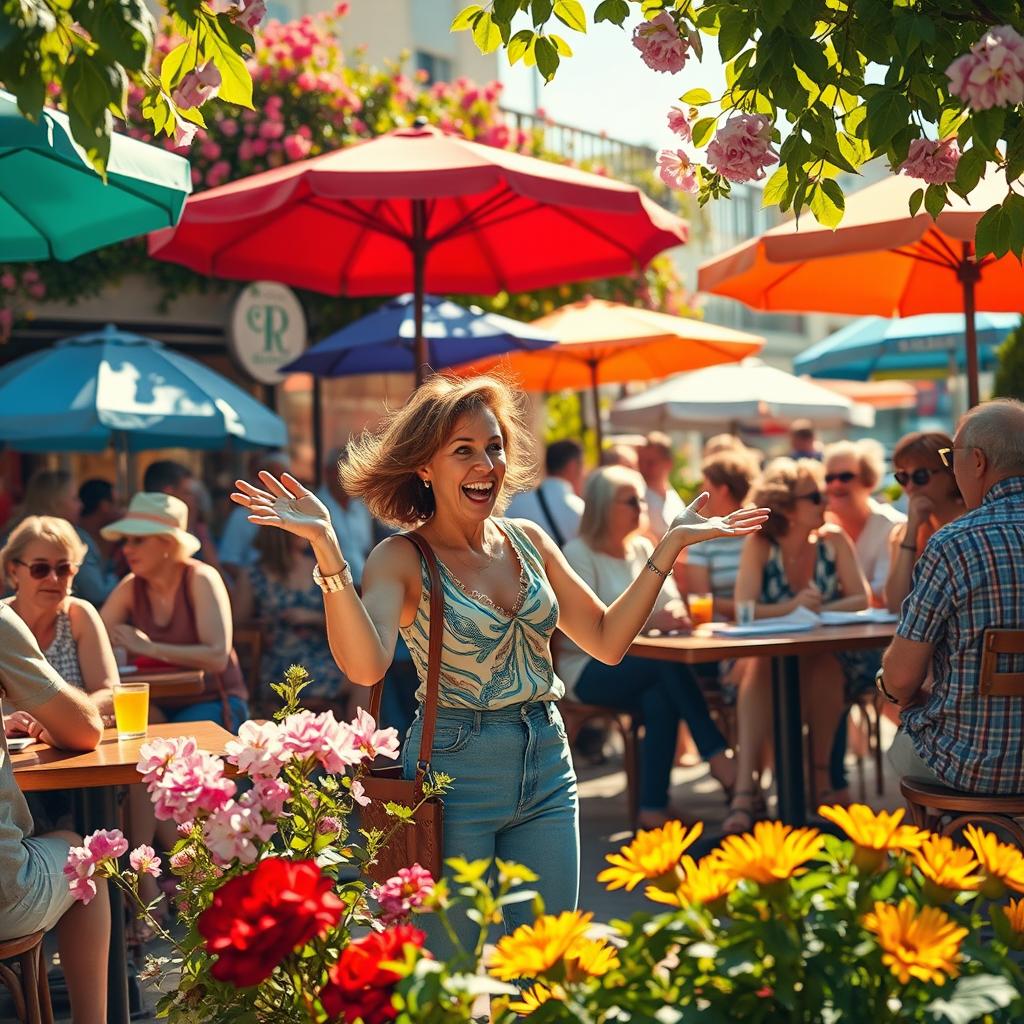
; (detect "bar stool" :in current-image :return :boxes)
[0,931,54,1024]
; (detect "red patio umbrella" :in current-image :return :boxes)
[148,121,689,383]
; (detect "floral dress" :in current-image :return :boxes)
[248,564,347,701]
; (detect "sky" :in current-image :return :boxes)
[498,18,726,150]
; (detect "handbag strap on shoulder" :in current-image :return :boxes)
[367,531,445,784]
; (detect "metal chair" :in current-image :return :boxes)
[901,629,1024,845]
[0,931,53,1024]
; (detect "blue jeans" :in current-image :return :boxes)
[574,654,727,812]
[402,701,579,961]
[163,695,249,734]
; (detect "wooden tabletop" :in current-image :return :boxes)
[12,720,235,792]
[629,620,898,664]
[119,666,204,698]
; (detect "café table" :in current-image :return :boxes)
[629,620,896,828]
[118,664,204,699]
[13,720,234,1024]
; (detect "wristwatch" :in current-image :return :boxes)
[874,666,900,705]
[313,562,353,594]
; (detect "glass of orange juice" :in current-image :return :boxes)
[687,592,714,626]
[112,682,149,741]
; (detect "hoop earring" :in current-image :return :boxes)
[423,480,431,489]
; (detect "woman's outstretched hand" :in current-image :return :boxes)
[231,472,334,544]
[669,492,770,546]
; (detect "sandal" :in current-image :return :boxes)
[722,790,761,835]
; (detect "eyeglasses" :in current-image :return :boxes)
[937,447,966,469]
[617,496,646,510]
[795,490,823,505]
[824,471,857,485]
[894,468,940,487]
[14,559,77,580]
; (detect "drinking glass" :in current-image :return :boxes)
[112,682,149,741]
[687,592,714,626]
[737,599,757,625]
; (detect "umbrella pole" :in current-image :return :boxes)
[589,361,604,455]
[412,200,428,387]
[959,242,982,409]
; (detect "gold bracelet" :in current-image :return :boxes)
[313,563,353,594]
[645,557,671,580]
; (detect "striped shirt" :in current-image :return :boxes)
[685,535,744,601]
[898,475,1024,793]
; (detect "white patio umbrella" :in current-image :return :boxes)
[611,359,875,432]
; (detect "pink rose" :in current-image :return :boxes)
[706,114,779,183]
[632,12,689,74]
[947,25,1024,111]
[203,801,277,865]
[129,845,162,878]
[897,138,961,185]
[667,106,692,142]
[297,71,317,91]
[657,149,698,194]
[283,133,312,161]
[200,140,222,161]
[372,864,435,922]
[259,120,285,140]
[218,117,239,138]
[225,720,285,779]
[171,61,221,110]
[480,124,511,149]
[86,829,129,861]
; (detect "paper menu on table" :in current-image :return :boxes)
[819,608,899,625]
[710,607,820,636]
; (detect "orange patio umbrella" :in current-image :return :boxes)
[454,297,763,449]
[698,174,1020,407]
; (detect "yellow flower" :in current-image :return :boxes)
[862,898,967,985]
[711,821,825,885]
[962,825,1024,896]
[1003,897,1024,933]
[507,983,559,1015]
[597,820,703,892]
[645,855,737,908]
[913,835,984,894]
[818,803,927,854]
[488,911,593,981]
[564,937,620,981]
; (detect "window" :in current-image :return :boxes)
[415,51,453,85]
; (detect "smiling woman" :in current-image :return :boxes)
[230,371,769,961]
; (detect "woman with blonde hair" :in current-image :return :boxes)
[725,458,870,832]
[231,373,767,955]
[560,466,737,827]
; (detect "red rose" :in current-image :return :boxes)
[197,857,344,987]
[320,925,428,1024]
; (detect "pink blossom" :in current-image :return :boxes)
[238,139,255,161]
[147,746,235,824]
[68,876,97,903]
[241,776,291,819]
[335,2,350,15]
[171,61,222,110]
[201,140,222,161]
[897,138,961,185]
[225,720,285,779]
[265,93,284,115]
[25,282,45,299]
[667,106,692,142]
[203,801,277,864]
[250,138,268,157]
[317,815,343,835]
[351,779,370,807]
[129,845,162,878]
[480,124,511,149]
[349,708,400,763]
[172,116,198,149]
[259,120,285,140]
[205,160,232,188]
[632,12,689,74]
[1,272,16,291]
[657,149,698,194]
[169,848,195,871]
[86,829,129,860]
[236,0,267,33]
[706,114,779,183]
[947,25,1024,111]
[297,71,317,91]
[20,268,39,285]
[372,864,435,922]
[283,133,312,161]
[176,820,195,835]
[279,709,362,773]
[218,117,239,138]
[64,830,127,904]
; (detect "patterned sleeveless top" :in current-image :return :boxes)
[44,611,84,690]
[399,519,563,710]
[760,540,840,603]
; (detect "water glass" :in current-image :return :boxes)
[112,682,149,741]
[737,599,757,625]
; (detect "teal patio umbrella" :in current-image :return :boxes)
[0,91,192,261]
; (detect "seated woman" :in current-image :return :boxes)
[100,492,248,731]
[885,431,965,613]
[726,458,870,833]
[0,604,109,1024]
[232,524,352,714]
[1,516,118,830]
[559,466,737,828]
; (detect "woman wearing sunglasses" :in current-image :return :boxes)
[884,431,965,613]
[726,458,870,832]
[558,466,738,828]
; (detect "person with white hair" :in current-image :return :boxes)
[880,399,1024,793]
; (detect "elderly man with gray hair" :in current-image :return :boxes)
[878,398,1024,793]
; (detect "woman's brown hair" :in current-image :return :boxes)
[701,451,758,504]
[340,373,537,527]
[748,458,824,543]
[892,430,961,500]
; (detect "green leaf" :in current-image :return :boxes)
[594,0,630,25]
[865,89,912,151]
[691,116,716,147]
[762,165,790,207]
[908,187,924,218]
[534,35,559,79]
[471,11,503,54]
[159,40,193,95]
[820,178,846,216]
[507,28,535,64]
[938,107,966,141]
[553,0,586,32]
[198,22,253,107]
[680,87,712,105]
[971,106,1006,159]
[63,57,116,177]
[974,203,1009,260]
[837,131,871,170]
[809,180,843,228]
[550,33,573,56]
[953,145,985,199]
[450,4,484,30]
[494,0,520,22]
[77,0,154,72]
[530,0,554,27]
[760,0,793,30]
[717,12,749,62]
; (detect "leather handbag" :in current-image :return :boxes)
[360,532,445,884]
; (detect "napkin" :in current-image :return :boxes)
[711,606,820,636]
[819,608,899,626]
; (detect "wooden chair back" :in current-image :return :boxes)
[980,628,1024,697]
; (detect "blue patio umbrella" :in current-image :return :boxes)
[282,293,555,376]
[794,313,1020,380]
[0,325,286,452]
[1,89,192,261]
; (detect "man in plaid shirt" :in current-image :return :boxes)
[880,399,1024,793]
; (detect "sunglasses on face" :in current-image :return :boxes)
[795,490,823,505]
[825,471,857,485]
[894,468,940,487]
[15,559,77,580]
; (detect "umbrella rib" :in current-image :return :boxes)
[429,191,525,245]
[888,246,959,271]
[334,198,390,294]
[307,196,409,243]
[0,179,56,259]
[546,203,640,260]
[919,229,961,265]
[444,192,507,287]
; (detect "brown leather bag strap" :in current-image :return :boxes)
[367,532,445,783]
